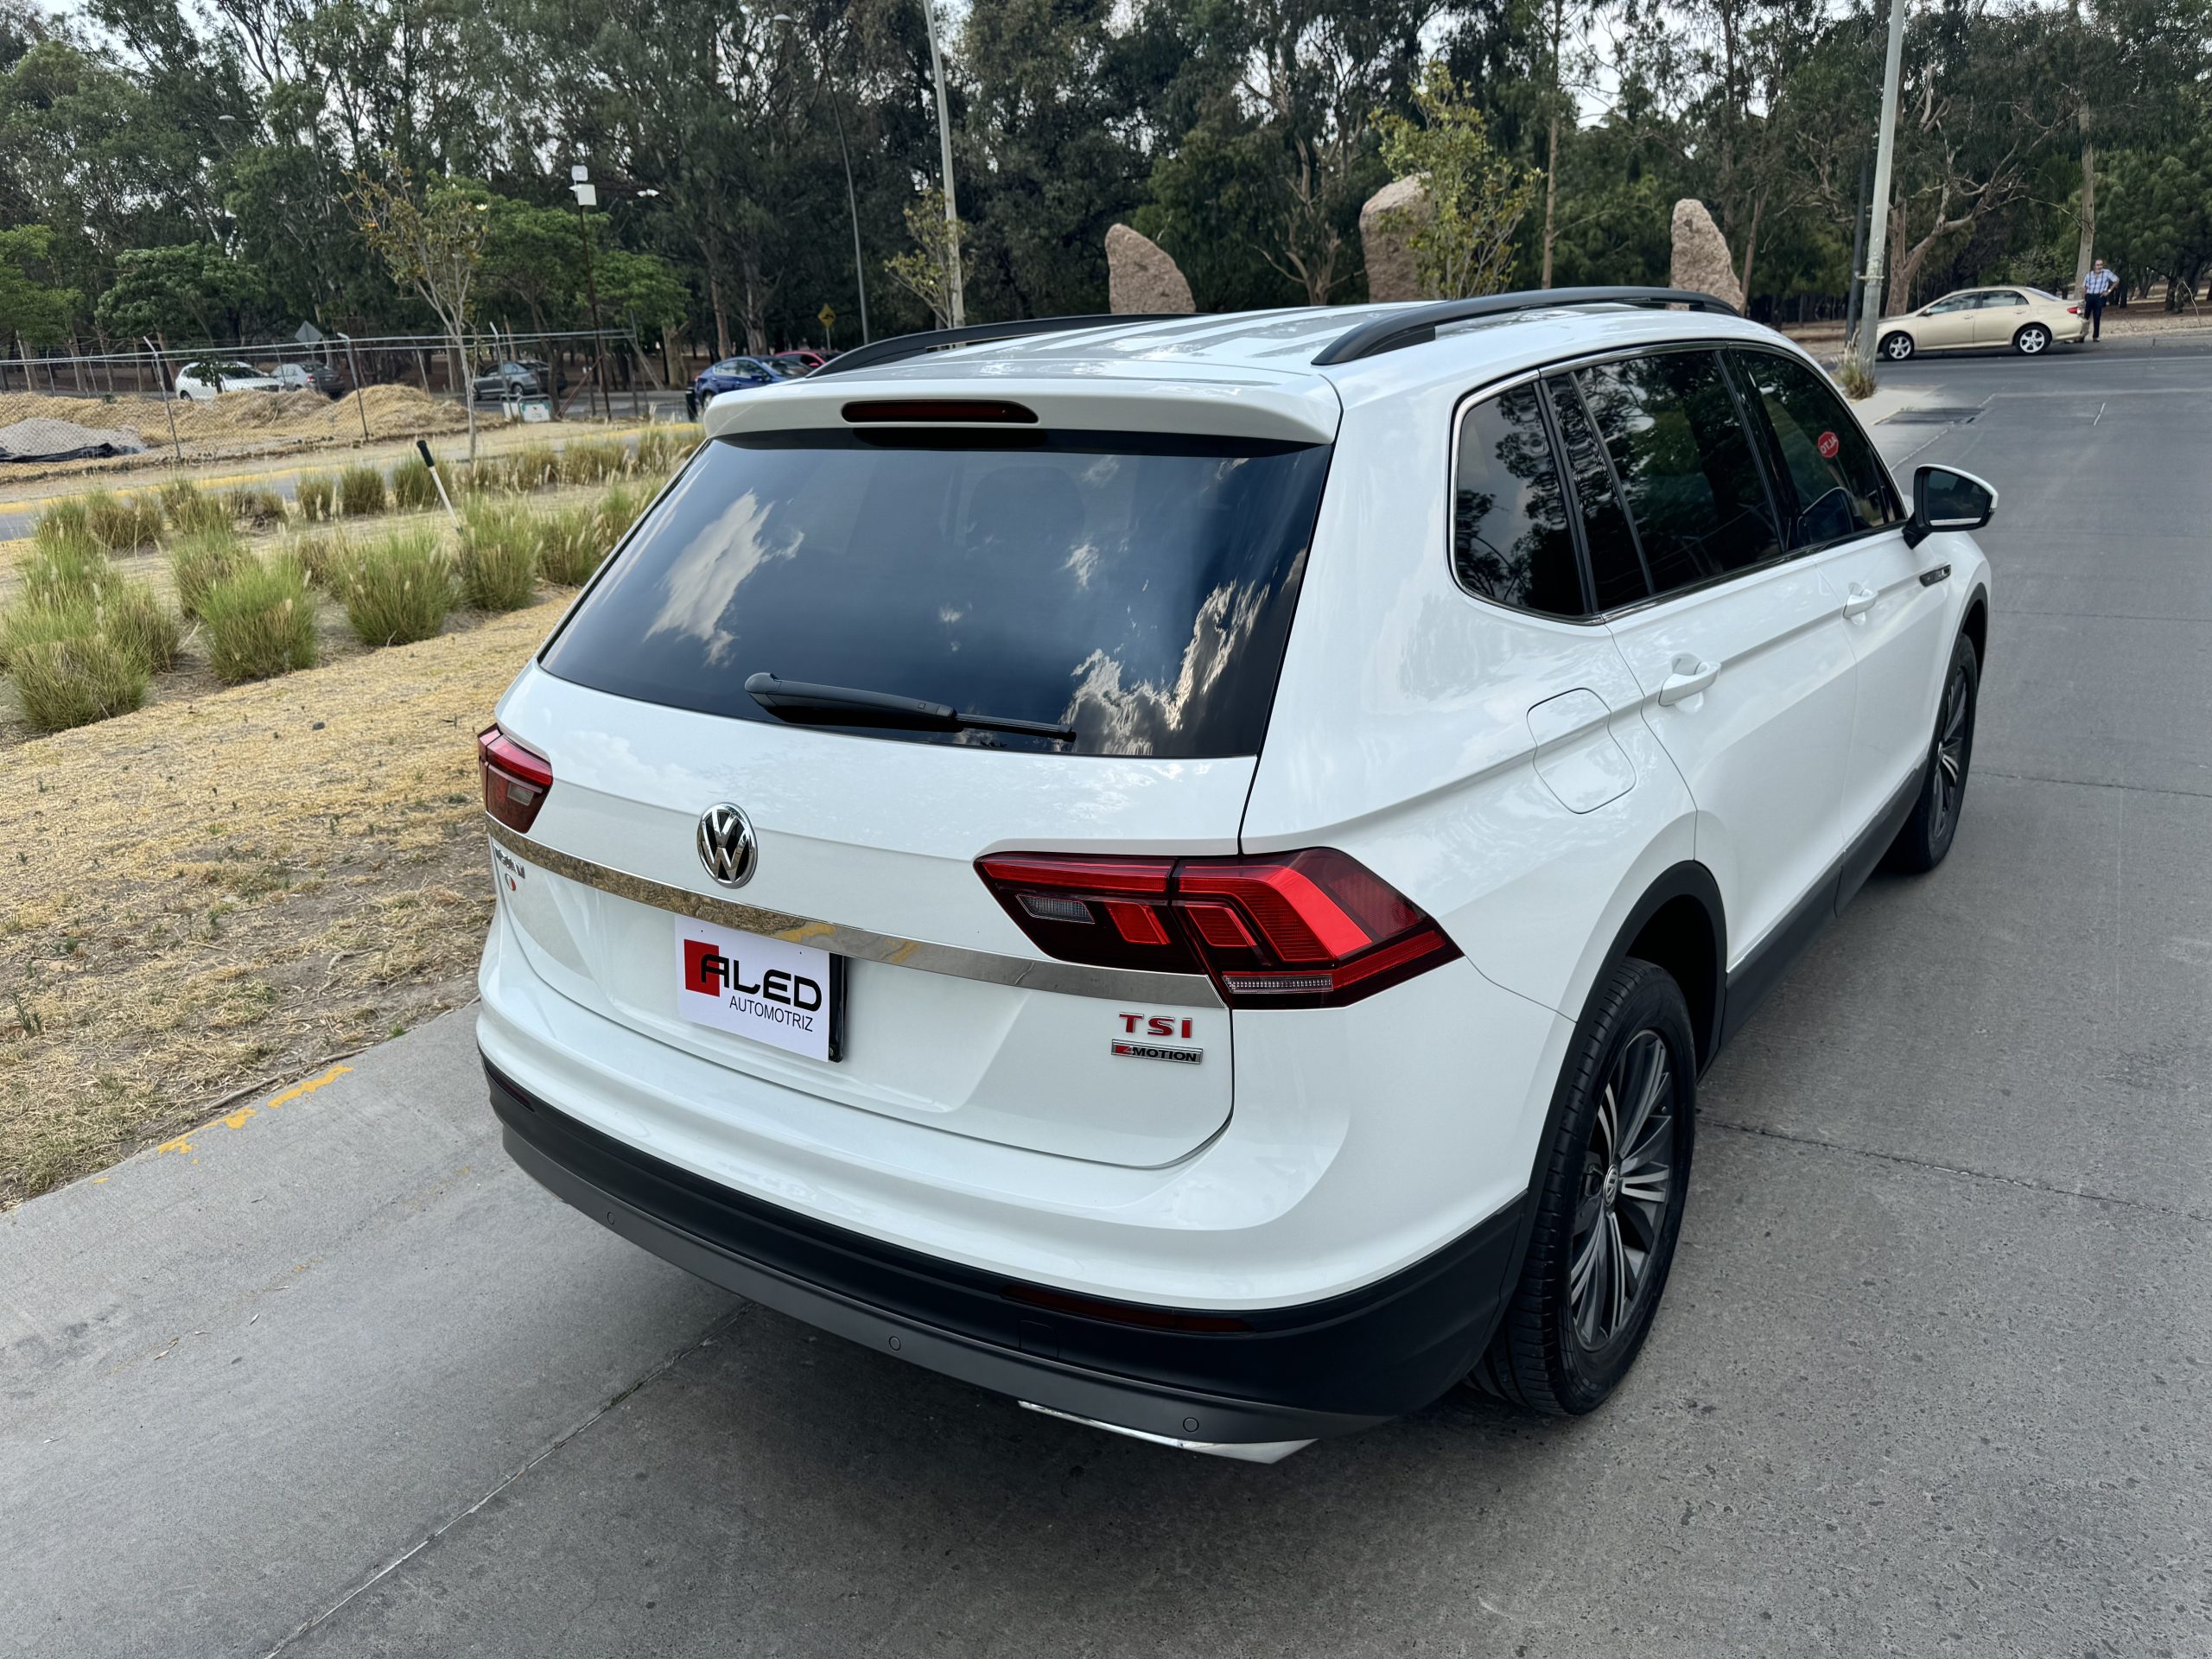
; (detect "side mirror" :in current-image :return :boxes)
[1905,465,1997,547]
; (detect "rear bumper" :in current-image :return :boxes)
[487,1056,1527,1452]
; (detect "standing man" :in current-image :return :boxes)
[2082,257,2118,341]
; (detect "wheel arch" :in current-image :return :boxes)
[1961,582,1990,671]
[1557,861,1727,1078]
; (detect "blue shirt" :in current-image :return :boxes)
[2084,269,2118,296]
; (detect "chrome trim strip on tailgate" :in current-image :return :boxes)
[486,817,1225,1008]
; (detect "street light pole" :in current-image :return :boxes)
[918,0,963,327]
[571,164,613,422]
[1852,0,1910,376]
[773,14,870,344]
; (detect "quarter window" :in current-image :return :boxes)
[1573,352,1782,595]
[1731,350,1902,550]
[1450,384,1584,618]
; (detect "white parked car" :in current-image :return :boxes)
[172,359,285,400]
[475,292,1994,1461]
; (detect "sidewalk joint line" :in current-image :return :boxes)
[256,1305,748,1658]
[1706,1117,2209,1224]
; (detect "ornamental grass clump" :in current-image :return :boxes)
[295,472,339,522]
[160,480,232,538]
[82,490,164,552]
[456,502,538,612]
[531,505,602,586]
[0,594,95,675]
[512,444,557,491]
[21,540,118,610]
[225,486,287,529]
[337,463,386,517]
[199,556,317,683]
[30,498,91,553]
[389,454,441,512]
[9,632,147,732]
[342,528,454,646]
[289,530,353,591]
[169,528,256,620]
[557,439,626,485]
[96,582,183,673]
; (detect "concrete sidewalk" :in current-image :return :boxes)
[0,1007,734,1658]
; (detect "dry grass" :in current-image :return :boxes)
[0,596,566,1205]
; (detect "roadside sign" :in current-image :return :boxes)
[818,304,836,332]
[295,321,325,346]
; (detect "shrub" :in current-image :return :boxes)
[9,633,148,732]
[159,480,231,538]
[342,529,454,646]
[289,531,353,591]
[31,498,91,553]
[337,464,386,517]
[83,490,164,552]
[21,541,118,610]
[225,486,288,529]
[631,426,674,475]
[199,556,317,683]
[457,502,538,611]
[99,582,183,673]
[512,445,557,490]
[0,594,96,674]
[296,472,339,522]
[532,505,602,586]
[389,454,442,512]
[169,529,256,620]
[1834,358,1876,401]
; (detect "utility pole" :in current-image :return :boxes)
[919,0,963,327]
[1844,158,1872,355]
[1852,0,1910,375]
[571,164,613,422]
[772,14,871,343]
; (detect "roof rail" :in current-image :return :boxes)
[810,313,1185,378]
[1311,287,1738,366]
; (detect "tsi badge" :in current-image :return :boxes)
[675,915,836,1062]
[1112,1012,1202,1065]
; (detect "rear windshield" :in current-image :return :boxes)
[539,429,1332,758]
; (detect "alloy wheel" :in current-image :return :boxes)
[2018,327,2049,354]
[1931,661,1971,842]
[1568,1029,1678,1351]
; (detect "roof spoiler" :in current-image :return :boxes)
[1310,288,1739,366]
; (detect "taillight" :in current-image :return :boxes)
[478,724,552,832]
[2068,305,2081,315]
[976,848,1459,1008]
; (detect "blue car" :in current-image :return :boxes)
[691,356,800,401]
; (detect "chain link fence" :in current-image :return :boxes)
[0,329,696,477]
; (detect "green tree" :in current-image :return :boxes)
[1373,62,1537,297]
[92,245,269,345]
[884,190,969,328]
[480,195,583,334]
[0,225,78,346]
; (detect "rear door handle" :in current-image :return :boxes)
[1843,582,1878,620]
[1657,656,1719,706]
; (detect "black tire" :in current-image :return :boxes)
[2013,323,2051,356]
[1881,331,1916,361]
[1472,958,1696,1415]
[1885,632,1980,873]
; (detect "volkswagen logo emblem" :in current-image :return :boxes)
[696,804,758,888]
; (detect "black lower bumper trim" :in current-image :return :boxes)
[486,1056,1526,1446]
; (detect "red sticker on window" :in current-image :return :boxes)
[1816,430,1841,460]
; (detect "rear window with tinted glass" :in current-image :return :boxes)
[1451,385,1583,617]
[539,429,1332,759]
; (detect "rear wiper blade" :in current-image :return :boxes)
[743,672,1077,743]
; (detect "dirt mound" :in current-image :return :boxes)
[0,385,469,448]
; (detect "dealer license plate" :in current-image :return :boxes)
[673,913,842,1063]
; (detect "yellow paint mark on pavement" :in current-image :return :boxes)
[156,1134,194,1156]
[223,1106,257,1129]
[265,1064,352,1111]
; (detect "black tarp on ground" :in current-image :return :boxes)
[0,416,148,461]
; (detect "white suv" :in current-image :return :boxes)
[475,291,1993,1462]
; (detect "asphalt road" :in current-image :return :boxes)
[4,339,2209,1657]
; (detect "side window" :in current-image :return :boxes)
[1986,291,2026,309]
[1451,384,1585,618]
[1926,295,1974,315]
[1543,375,1649,612]
[1731,350,1902,550]
[1573,351,1782,595]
